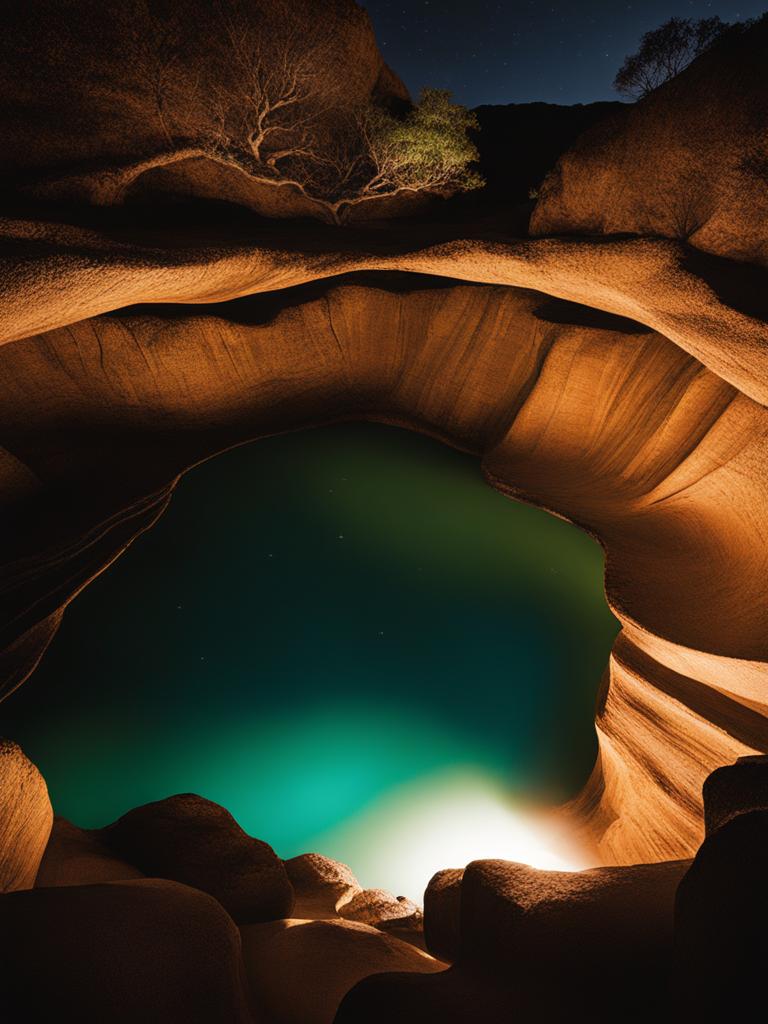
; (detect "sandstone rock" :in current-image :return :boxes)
[240,917,444,1024]
[35,816,144,887]
[98,793,293,923]
[337,857,692,1022]
[458,858,690,970]
[674,809,768,1012]
[702,753,768,835]
[338,888,421,928]
[531,16,768,267]
[423,868,464,962]
[283,852,361,919]
[338,888,425,951]
[0,878,252,1023]
[0,739,52,892]
[334,968,508,1024]
[0,0,408,219]
[1,265,766,869]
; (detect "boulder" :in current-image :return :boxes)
[283,852,361,920]
[338,888,421,928]
[338,887,424,948]
[334,967,508,1024]
[531,16,768,267]
[702,753,768,835]
[674,809,768,1012]
[0,878,252,1023]
[98,793,293,923]
[0,739,52,892]
[458,858,690,970]
[35,817,144,887]
[336,857,691,1022]
[423,868,464,962]
[240,917,444,1024]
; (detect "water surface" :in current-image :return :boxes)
[2,423,619,892]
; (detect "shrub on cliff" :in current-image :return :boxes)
[614,16,729,99]
[132,0,482,222]
[301,89,484,221]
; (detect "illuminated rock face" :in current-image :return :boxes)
[0,0,767,884]
[530,17,768,267]
[1,269,766,867]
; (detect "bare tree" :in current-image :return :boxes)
[120,3,482,222]
[614,17,728,99]
[203,1,335,174]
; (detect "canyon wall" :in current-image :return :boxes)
[1,265,766,865]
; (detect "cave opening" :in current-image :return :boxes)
[1,421,619,899]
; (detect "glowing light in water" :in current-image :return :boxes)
[304,767,586,902]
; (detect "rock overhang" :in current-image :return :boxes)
[1,241,766,866]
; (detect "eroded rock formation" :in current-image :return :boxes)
[97,793,294,923]
[0,13,767,1023]
[1,264,766,865]
[0,739,52,891]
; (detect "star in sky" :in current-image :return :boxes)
[362,0,766,106]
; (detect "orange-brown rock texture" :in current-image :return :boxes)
[2,257,767,867]
[530,17,768,267]
[1,0,767,911]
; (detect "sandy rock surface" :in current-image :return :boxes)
[35,816,144,887]
[531,17,768,267]
[423,868,464,961]
[337,856,692,1022]
[1,268,765,867]
[702,753,768,835]
[0,739,52,892]
[283,852,362,920]
[338,888,421,926]
[240,917,444,1024]
[675,808,768,1014]
[98,792,294,923]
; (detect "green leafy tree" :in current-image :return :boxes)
[284,88,483,222]
[614,16,728,99]
[359,88,483,199]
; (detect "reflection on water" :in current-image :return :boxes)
[2,423,618,896]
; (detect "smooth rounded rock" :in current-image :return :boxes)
[338,888,421,928]
[283,852,361,920]
[423,868,464,962]
[460,858,690,969]
[35,816,144,887]
[98,793,294,923]
[702,753,768,835]
[240,917,444,1024]
[338,857,692,1022]
[675,809,768,1012]
[0,738,52,892]
[0,878,253,1023]
[531,16,768,266]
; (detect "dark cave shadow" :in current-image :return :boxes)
[681,248,768,322]
[533,298,653,335]
[105,271,496,327]
[106,273,654,335]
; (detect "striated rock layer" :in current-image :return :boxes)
[1,262,766,865]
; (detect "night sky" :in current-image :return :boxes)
[363,0,767,106]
